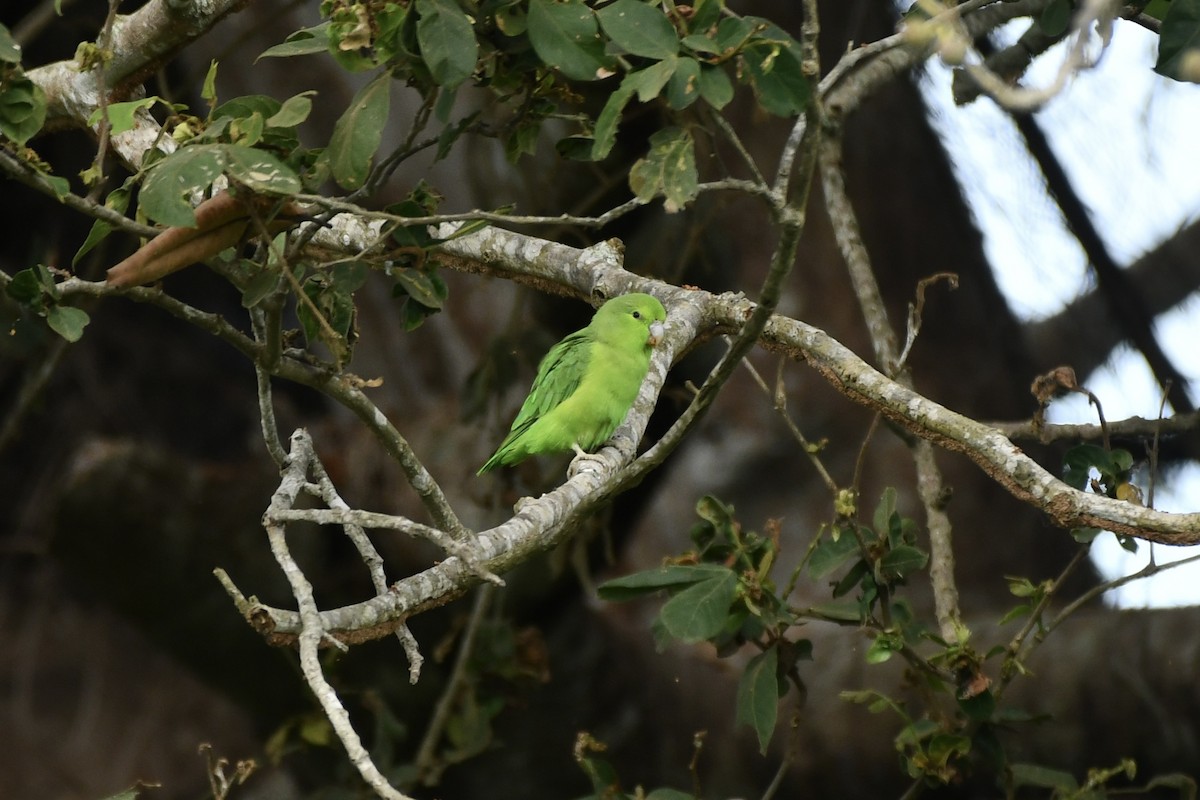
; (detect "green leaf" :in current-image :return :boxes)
[45,305,90,342]
[331,260,370,294]
[736,644,780,754]
[257,23,332,60]
[1156,0,1200,81]
[325,72,392,189]
[926,732,971,769]
[599,563,732,600]
[872,486,898,535]
[201,59,218,104]
[896,718,940,747]
[240,266,282,308]
[1039,0,1072,37]
[298,277,354,364]
[212,94,281,123]
[266,92,315,128]
[1005,576,1040,598]
[0,77,47,146]
[1144,0,1172,22]
[87,97,159,136]
[1062,444,1132,492]
[693,494,737,538]
[591,78,636,160]
[398,281,446,330]
[808,528,860,578]
[505,117,542,162]
[697,64,733,108]
[715,17,756,53]
[416,0,478,89]
[596,0,679,59]
[659,570,738,642]
[682,34,720,55]
[98,789,142,800]
[1010,763,1079,792]
[878,545,929,581]
[496,3,528,36]
[997,603,1030,626]
[0,23,21,63]
[387,198,438,249]
[627,58,677,102]
[556,134,595,160]
[1116,533,1139,553]
[666,56,701,109]
[865,634,895,664]
[809,601,862,622]
[73,184,131,266]
[527,0,612,81]
[138,146,225,227]
[1062,443,1106,489]
[44,174,70,197]
[741,40,810,117]
[232,111,265,147]
[644,790,697,800]
[629,126,697,213]
[690,0,722,32]
[957,688,995,722]
[436,110,480,161]
[6,267,47,304]
[832,558,870,601]
[1142,773,1198,799]
[138,144,299,227]
[393,266,445,309]
[220,144,302,195]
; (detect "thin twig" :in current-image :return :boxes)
[266,431,414,800]
[0,149,159,238]
[738,352,838,493]
[819,130,961,641]
[412,584,493,784]
[304,457,427,680]
[253,362,289,468]
[269,507,502,586]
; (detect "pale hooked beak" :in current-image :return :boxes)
[647,320,666,347]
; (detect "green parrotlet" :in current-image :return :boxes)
[478,293,667,474]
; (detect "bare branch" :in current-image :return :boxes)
[263,430,415,800]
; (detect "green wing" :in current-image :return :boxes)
[478,328,594,472]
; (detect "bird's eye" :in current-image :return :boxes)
[632,311,641,319]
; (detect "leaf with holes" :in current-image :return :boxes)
[220,144,302,195]
[629,126,697,212]
[139,146,226,227]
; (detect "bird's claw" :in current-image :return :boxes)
[567,448,606,478]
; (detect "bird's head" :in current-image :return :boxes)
[595,293,667,349]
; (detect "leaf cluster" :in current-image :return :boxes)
[598,483,1197,797]
[0,24,46,147]
[1061,443,1141,549]
[5,264,90,342]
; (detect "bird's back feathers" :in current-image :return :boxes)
[478,293,666,474]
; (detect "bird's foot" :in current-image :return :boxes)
[567,444,606,478]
